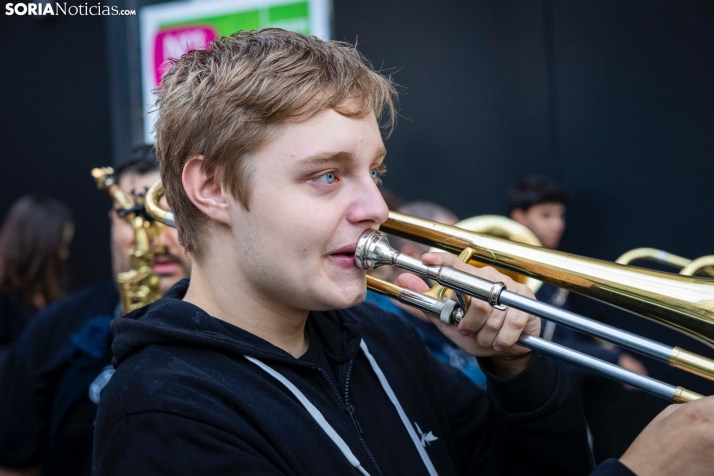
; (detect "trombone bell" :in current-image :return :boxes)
[381,211,714,349]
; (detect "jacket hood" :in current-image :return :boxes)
[110,279,364,367]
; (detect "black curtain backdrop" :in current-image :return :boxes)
[0,3,114,289]
[1,0,713,462]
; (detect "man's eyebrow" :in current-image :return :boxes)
[297,146,387,168]
[298,151,354,166]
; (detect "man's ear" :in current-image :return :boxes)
[510,208,526,225]
[183,155,231,226]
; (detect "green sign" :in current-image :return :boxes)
[140,0,330,141]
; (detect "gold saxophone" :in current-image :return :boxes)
[92,167,162,314]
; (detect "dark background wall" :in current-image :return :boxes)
[0,4,114,289]
[1,0,713,461]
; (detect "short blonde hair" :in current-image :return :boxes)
[154,28,397,257]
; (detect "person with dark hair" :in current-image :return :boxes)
[506,175,570,250]
[507,176,648,384]
[0,145,191,476]
[0,194,73,351]
[108,146,190,292]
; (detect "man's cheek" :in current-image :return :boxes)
[118,233,135,252]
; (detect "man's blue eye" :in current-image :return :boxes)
[317,172,335,184]
[370,169,379,180]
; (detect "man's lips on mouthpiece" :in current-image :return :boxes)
[329,244,358,268]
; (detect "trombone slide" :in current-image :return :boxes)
[366,275,701,403]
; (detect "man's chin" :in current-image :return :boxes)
[312,282,366,311]
[344,289,367,308]
[313,296,364,311]
[336,285,367,309]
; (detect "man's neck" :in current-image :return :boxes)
[183,259,310,358]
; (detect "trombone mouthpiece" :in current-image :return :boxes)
[355,231,399,270]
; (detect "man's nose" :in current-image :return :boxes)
[348,179,389,226]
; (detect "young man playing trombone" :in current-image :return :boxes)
[93,29,714,475]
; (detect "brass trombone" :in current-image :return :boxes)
[381,213,714,348]
[438,215,543,294]
[684,256,714,277]
[145,181,714,403]
[617,248,714,277]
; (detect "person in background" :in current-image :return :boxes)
[507,175,648,382]
[365,200,487,386]
[0,194,73,360]
[106,146,190,293]
[0,146,190,476]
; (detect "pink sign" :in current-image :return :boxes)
[153,26,218,85]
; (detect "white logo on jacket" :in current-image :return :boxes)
[414,421,439,447]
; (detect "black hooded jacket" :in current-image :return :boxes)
[93,280,632,475]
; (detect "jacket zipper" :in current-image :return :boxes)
[313,361,385,476]
[344,360,385,476]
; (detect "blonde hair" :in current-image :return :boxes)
[154,28,397,257]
